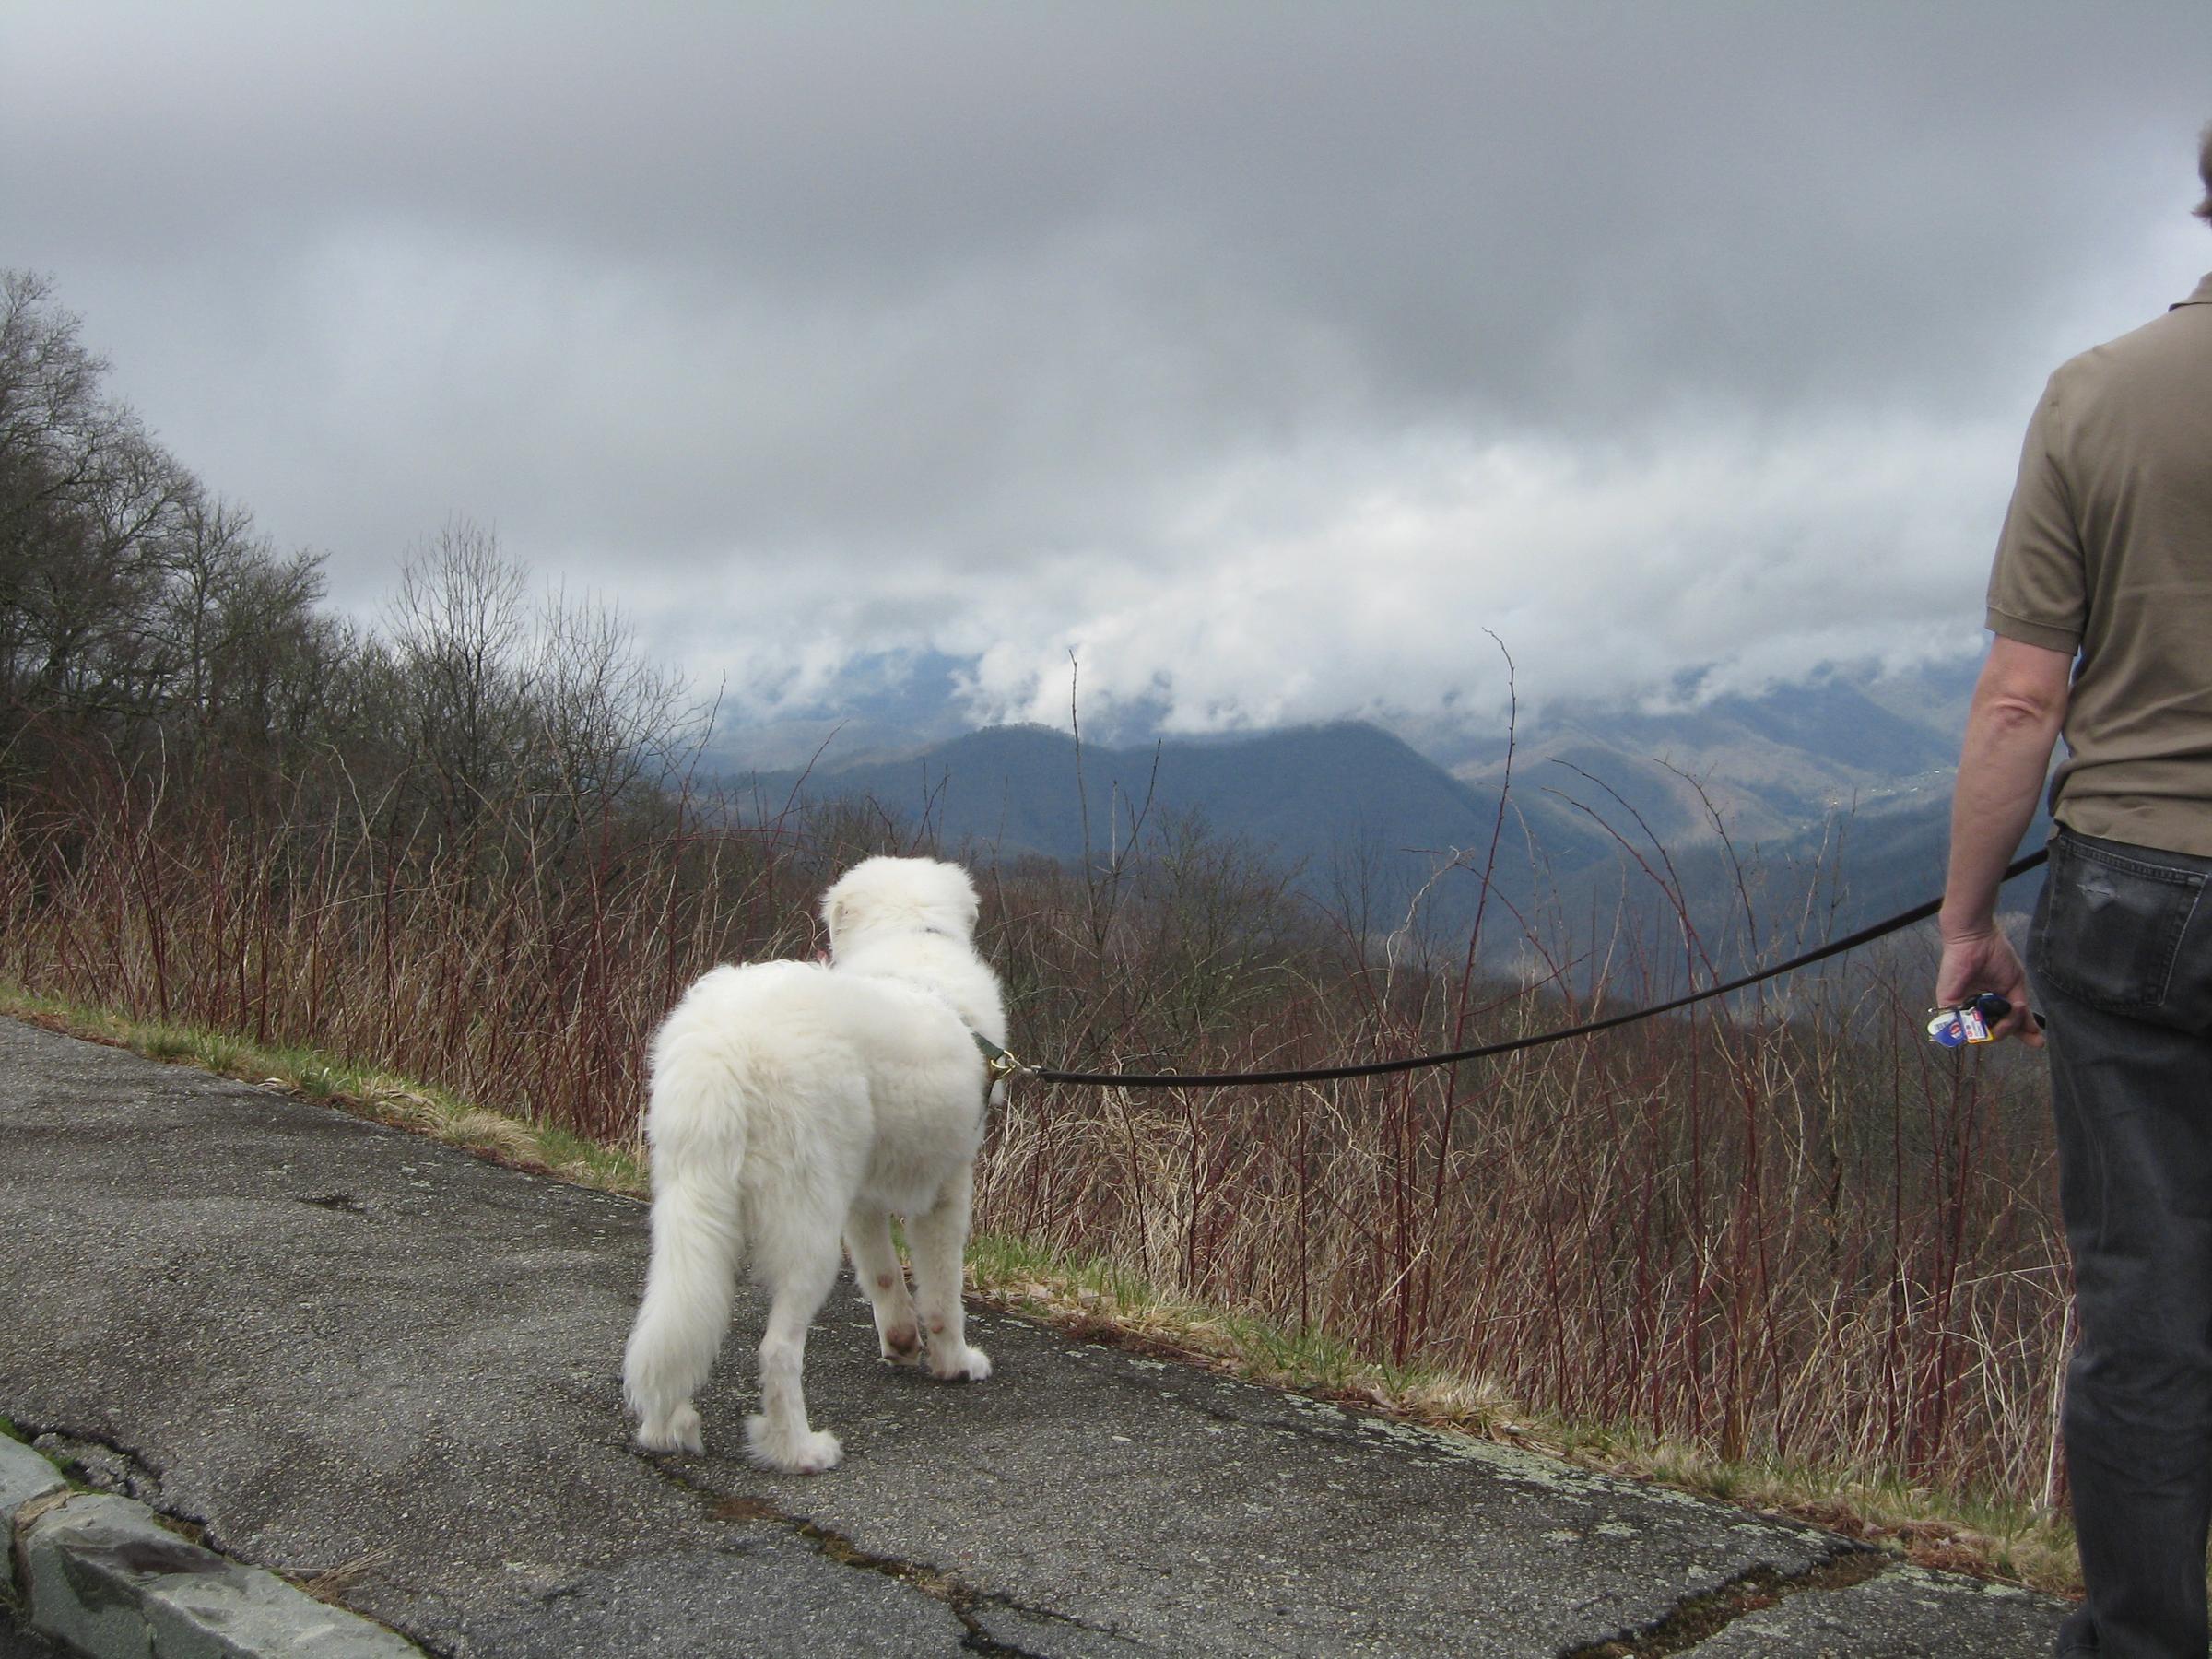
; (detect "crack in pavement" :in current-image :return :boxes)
[642,1454,1137,1656]
[1558,1541,1888,1658]
[12,1414,406,1618]
[9,1414,447,1658]
[21,1419,170,1510]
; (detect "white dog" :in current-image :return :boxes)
[622,856,1006,1473]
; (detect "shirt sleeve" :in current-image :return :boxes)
[1984,373,2087,654]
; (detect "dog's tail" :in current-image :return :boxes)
[622,1065,748,1430]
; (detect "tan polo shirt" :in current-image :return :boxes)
[1985,269,2212,856]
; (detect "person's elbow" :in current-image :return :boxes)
[1972,636,2073,735]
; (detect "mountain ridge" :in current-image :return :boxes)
[720,655,2023,961]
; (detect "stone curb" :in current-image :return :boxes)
[3,1436,420,1657]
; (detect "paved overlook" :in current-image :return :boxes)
[0,1018,2065,1656]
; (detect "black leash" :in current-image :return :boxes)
[986,847,2050,1091]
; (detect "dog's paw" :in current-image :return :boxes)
[877,1324,922,1365]
[636,1402,704,1455]
[929,1344,992,1383]
[746,1415,844,1475]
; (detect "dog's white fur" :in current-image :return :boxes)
[622,856,1006,1473]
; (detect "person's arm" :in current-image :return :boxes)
[1935,634,2074,1046]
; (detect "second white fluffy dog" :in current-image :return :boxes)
[622,856,1006,1474]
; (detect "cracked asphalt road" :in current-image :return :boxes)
[0,1018,2068,1655]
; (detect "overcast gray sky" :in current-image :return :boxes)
[6,2,2207,747]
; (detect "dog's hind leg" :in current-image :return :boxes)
[625,1165,744,1454]
[745,1215,846,1474]
[909,1167,992,1383]
[845,1206,921,1365]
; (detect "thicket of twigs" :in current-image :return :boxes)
[0,267,2065,1512]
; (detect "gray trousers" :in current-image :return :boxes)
[2031,830,2212,1659]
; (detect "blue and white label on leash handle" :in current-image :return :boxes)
[1927,992,2038,1047]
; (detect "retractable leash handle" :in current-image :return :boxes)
[1927,992,2048,1048]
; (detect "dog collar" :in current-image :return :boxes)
[970,1030,1030,1093]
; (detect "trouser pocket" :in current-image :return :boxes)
[2030,832,2212,1032]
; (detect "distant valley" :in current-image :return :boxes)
[711,656,2049,966]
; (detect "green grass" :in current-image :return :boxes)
[959,1225,2077,1591]
[0,984,647,1196]
[0,982,2085,1598]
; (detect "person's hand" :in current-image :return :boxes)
[1935,926,2042,1048]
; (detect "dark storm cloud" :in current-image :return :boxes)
[4,2,2207,731]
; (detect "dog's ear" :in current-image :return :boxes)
[822,889,849,944]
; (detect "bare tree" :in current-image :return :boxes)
[530,578,697,841]
[382,515,535,845]
[0,269,198,736]
[152,495,343,781]
[379,515,703,854]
